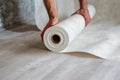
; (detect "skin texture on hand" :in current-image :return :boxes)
[41,18,58,40]
[73,8,91,26]
[41,0,91,39]
[41,0,58,39]
[74,0,91,26]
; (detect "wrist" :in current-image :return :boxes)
[79,0,88,9]
[50,16,58,21]
[49,17,58,25]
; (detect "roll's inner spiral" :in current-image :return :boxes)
[51,34,61,44]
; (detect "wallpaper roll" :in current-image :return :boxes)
[43,5,96,52]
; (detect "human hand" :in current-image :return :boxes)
[73,8,91,26]
[41,18,58,40]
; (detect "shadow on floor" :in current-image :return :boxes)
[65,52,101,59]
[6,24,40,32]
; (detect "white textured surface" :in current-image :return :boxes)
[1,27,120,80]
[43,5,96,52]
[44,14,85,52]
[0,0,120,80]
[43,5,95,52]
[35,0,120,61]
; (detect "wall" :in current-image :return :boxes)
[0,0,35,29]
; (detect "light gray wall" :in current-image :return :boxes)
[0,0,35,29]
[17,0,35,24]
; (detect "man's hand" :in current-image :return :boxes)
[41,0,58,40]
[73,8,91,26]
[41,18,58,40]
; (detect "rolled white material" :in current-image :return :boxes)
[43,5,96,52]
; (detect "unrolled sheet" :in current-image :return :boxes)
[43,5,96,52]
[35,0,120,61]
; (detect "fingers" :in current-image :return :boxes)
[41,19,58,40]
[72,9,91,26]
[72,9,82,15]
[41,21,53,40]
[85,18,91,26]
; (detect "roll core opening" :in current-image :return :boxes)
[51,34,61,44]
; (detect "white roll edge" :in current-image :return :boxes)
[43,5,96,52]
[88,4,96,19]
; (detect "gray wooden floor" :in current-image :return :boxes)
[0,25,120,80]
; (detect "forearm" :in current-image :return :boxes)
[44,0,58,20]
[79,0,88,9]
